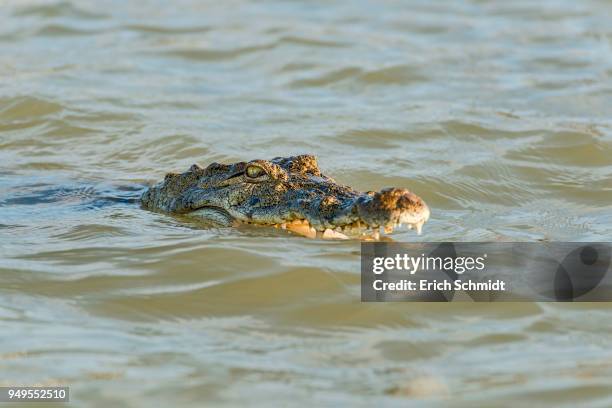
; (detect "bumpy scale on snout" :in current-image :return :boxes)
[141,154,430,239]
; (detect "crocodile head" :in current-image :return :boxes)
[141,154,430,239]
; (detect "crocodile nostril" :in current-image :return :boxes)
[397,192,422,208]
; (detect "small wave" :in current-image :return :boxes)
[289,65,427,88]
[0,178,142,212]
[109,134,210,163]
[278,35,348,48]
[0,96,63,121]
[52,224,129,241]
[33,24,105,37]
[123,24,210,35]
[335,129,408,149]
[505,130,611,168]
[288,67,362,88]
[160,43,276,62]
[358,65,427,85]
[13,1,107,20]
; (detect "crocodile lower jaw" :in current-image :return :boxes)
[238,218,426,240]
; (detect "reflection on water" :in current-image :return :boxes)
[1,0,612,405]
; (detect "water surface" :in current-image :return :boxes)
[1,0,612,406]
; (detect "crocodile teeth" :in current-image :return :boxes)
[322,229,349,240]
[286,222,316,238]
[415,220,424,235]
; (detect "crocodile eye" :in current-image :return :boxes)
[246,165,266,179]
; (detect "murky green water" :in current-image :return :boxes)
[1,0,612,406]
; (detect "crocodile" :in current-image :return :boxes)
[141,154,430,239]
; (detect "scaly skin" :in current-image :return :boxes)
[141,154,430,239]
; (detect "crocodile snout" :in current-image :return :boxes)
[356,187,430,234]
